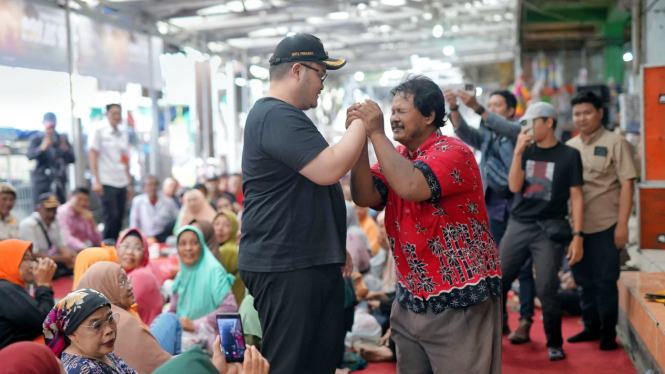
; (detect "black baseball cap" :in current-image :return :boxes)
[269,34,347,70]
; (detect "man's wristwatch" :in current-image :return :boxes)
[573,231,584,238]
[474,106,486,115]
[450,105,459,111]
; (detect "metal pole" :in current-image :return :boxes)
[226,60,238,173]
[65,0,85,188]
[631,0,641,85]
[148,37,160,177]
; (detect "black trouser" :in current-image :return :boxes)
[240,264,345,374]
[100,185,127,240]
[31,178,67,209]
[491,217,536,322]
[153,219,176,243]
[499,218,564,348]
[571,224,620,340]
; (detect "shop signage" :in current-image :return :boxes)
[0,0,68,72]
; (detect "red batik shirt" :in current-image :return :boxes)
[372,130,502,315]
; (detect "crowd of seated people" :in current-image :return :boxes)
[0,173,269,374]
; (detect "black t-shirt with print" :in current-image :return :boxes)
[511,142,584,222]
[238,98,346,272]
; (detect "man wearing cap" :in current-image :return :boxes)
[501,102,585,361]
[238,34,365,374]
[0,183,19,240]
[19,193,76,277]
[565,91,637,351]
[26,112,75,208]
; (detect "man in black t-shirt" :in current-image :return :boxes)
[238,34,368,374]
[501,102,585,361]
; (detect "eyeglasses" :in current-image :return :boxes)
[118,276,132,289]
[118,244,143,253]
[299,63,328,83]
[79,312,120,334]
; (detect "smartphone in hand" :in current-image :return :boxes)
[216,313,246,363]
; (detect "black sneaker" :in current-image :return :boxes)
[600,337,618,351]
[567,329,601,343]
[548,347,566,361]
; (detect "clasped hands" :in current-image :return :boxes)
[345,99,386,138]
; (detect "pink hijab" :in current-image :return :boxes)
[116,228,163,325]
[178,189,217,229]
[346,231,370,274]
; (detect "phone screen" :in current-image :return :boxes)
[216,313,246,363]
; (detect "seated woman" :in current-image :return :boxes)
[169,226,237,353]
[72,246,117,290]
[174,190,216,233]
[213,212,244,306]
[0,341,65,374]
[43,288,138,374]
[0,239,57,349]
[189,219,224,265]
[116,229,164,325]
[78,262,180,373]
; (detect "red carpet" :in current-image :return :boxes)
[53,277,73,298]
[53,279,637,374]
[363,309,636,374]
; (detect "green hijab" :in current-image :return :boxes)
[153,345,216,374]
[172,226,235,320]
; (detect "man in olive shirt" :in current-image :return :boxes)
[566,91,637,351]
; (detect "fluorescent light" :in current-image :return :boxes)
[357,3,367,10]
[381,0,406,6]
[422,12,433,20]
[432,25,443,38]
[226,1,245,12]
[493,14,502,21]
[244,0,264,10]
[354,71,365,82]
[379,77,389,86]
[476,87,483,96]
[197,4,229,15]
[235,77,247,86]
[623,52,633,62]
[156,21,169,35]
[464,2,472,9]
[451,25,460,32]
[249,65,269,80]
[443,45,455,56]
[504,12,514,20]
[379,24,392,32]
[328,11,350,20]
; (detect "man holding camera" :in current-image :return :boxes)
[444,88,537,343]
[27,112,75,208]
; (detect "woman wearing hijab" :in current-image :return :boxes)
[43,288,138,374]
[78,262,177,374]
[168,226,236,352]
[189,219,224,265]
[116,229,163,325]
[0,341,64,374]
[174,190,216,233]
[212,211,244,305]
[0,239,57,349]
[72,246,117,290]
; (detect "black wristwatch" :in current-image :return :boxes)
[573,231,584,237]
[450,105,459,111]
[474,106,485,115]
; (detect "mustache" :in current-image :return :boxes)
[391,122,404,128]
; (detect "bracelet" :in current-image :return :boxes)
[474,106,486,115]
[450,106,459,111]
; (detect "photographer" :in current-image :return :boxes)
[26,112,75,208]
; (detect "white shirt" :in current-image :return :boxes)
[129,193,180,237]
[0,212,19,240]
[19,212,66,255]
[88,119,130,188]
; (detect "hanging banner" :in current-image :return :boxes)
[0,0,68,72]
[72,14,153,87]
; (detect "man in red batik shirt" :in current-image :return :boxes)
[350,76,502,374]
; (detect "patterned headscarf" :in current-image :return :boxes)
[43,288,111,357]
